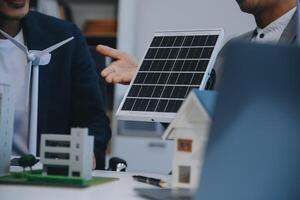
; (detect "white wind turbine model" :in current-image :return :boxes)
[0,29,74,155]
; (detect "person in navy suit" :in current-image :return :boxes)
[0,0,111,169]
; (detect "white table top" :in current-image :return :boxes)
[0,169,170,200]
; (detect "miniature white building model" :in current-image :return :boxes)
[0,84,14,177]
[40,128,94,180]
[162,90,217,190]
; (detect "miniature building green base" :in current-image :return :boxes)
[0,170,119,188]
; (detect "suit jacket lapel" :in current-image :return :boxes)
[279,11,297,44]
[22,13,50,50]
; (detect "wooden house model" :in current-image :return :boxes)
[162,90,217,189]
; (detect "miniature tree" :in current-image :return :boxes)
[18,154,37,172]
[18,156,27,172]
[26,154,37,171]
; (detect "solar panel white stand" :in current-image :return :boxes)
[0,29,74,155]
[117,29,224,123]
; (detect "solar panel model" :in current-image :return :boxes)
[117,30,224,123]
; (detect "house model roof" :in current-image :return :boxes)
[162,89,217,140]
[194,90,217,117]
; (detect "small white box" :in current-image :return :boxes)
[40,128,94,180]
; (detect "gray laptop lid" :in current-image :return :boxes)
[195,42,300,200]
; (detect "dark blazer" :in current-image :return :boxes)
[21,11,111,169]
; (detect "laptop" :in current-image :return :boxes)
[195,41,300,200]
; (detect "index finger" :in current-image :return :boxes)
[96,45,124,60]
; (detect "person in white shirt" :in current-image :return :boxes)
[0,0,111,169]
[96,0,297,84]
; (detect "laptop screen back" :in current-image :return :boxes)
[195,42,300,200]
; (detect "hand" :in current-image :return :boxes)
[96,45,138,84]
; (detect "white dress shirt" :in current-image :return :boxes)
[0,30,30,155]
[252,7,296,43]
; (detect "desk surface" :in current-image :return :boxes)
[0,170,170,200]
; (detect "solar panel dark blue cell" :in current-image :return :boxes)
[134,99,149,111]
[134,73,147,84]
[171,86,189,98]
[161,36,176,47]
[128,85,142,97]
[189,48,203,58]
[162,86,174,98]
[168,73,180,84]
[183,36,194,46]
[206,35,219,46]
[145,48,158,59]
[178,48,189,58]
[146,99,159,111]
[144,73,158,84]
[174,36,185,46]
[165,100,183,112]
[191,73,204,85]
[150,60,165,71]
[156,100,168,112]
[122,98,136,110]
[163,60,175,71]
[192,35,208,46]
[140,60,153,71]
[157,73,169,84]
[152,86,164,97]
[182,60,199,71]
[202,47,214,58]
[139,86,155,97]
[150,36,163,47]
[173,60,184,71]
[196,60,209,71]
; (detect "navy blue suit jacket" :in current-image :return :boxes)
[21,11,111,169]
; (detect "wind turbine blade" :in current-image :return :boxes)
[0,29,28,54]
[36,36,74,57]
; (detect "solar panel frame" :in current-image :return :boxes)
[117,29,224,123]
